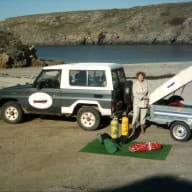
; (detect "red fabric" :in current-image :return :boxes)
[129,142,162,152]
[169,101,184,107]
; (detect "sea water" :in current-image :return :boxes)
[36,44,192,64]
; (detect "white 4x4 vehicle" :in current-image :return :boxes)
[0,63,132,130]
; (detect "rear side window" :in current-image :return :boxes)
[88,70,106,87]
[69,70,106,87]
[112,68,126,85]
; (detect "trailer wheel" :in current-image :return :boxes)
[2,102,23,124]
[77,107,101,131]
[170,122,191,141]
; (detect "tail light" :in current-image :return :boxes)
[111,101,116,112]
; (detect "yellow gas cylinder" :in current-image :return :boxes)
[121,114,129,136]
[110,117,119,140]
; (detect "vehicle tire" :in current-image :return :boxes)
[170,121,191,141]
[2,102,23,124]
[77,107,101,131]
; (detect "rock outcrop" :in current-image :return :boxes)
[0,29,64,68]
[0,2,192,45]
[0,29,38,68]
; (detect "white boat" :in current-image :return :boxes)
[149,66,192,105]
[148,65,192,141]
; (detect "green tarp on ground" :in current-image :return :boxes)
[79,139,172,160]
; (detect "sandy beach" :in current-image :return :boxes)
[0,61,192,99]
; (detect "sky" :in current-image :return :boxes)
[0,0,191,21]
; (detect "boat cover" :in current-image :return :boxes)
[149,66,192,105]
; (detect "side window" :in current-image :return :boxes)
[34,70,61,89]
[88,70,106,87]
[117,69,126,82]
[69,70,106,87]
[112,71,119,86]
[69,70,87,86]
[112,69,126,86]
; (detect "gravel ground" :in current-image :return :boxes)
[0,62,192,192]
[0,117,191,192]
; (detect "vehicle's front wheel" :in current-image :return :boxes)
[1,102,23,124]
[170,121,191,141]
[77,107,101,131]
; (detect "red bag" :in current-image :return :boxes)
[129,142,162,152]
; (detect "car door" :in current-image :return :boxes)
[26,70,62,114]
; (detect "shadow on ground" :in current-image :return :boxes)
[95,175,192,192]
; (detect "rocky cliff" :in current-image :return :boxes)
[0,28,38,68]
[0,2,192,45]
[0,29,64,68]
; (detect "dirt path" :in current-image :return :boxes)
[0,116,191,192]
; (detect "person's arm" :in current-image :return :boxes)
[143,81,149,100]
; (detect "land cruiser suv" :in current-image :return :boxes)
[0,63,132,130]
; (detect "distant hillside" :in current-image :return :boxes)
[0,2,192,45]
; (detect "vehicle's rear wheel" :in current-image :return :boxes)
[77,107,101,131]
[170,121,191,141]
[2,102,23,124]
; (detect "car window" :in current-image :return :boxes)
[117,68,126,82]
[112,68,126,85]
[34,70,61,89]
[88,70,106,87]
[69,70,106,87]
[69,70,87,86]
